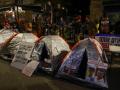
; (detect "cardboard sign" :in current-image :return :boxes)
[22,60,39,77]
[11,41,35,70]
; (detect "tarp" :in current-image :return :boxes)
[57,38,108,88]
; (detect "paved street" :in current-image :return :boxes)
[0,58,91,90]
[0,57,119,90]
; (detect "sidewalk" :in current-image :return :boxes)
[0,58,91,90]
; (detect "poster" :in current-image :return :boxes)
[86,60,108,87]
[11,41,35,70]
[94,62,108,87]
[109,37,120,52]
[22,60,39,77]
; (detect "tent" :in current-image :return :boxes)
[57,38,108,88]
[0,33,39,60]
[32,35,70,74]
[9,33,39,55]
[0,29,17,52]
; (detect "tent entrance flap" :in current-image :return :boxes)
[77,50,88,79]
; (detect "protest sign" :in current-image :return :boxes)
[22,60,39,77]
[95,34,120,51]
[11,41,35,70]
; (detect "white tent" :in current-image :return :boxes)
[32,35,70,74]
[0,29,17,52]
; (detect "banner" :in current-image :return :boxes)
[95,34,120,51]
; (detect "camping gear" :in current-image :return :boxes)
[57,38,108,88]
[32,35,70,74]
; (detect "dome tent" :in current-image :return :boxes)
[0,29,17,57]
[57,38,108,88]
[32,35,70,74]
[0,33,39,61]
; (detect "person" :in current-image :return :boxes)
[99,14,110,34]
[72,15,82,41]
[94,19,100,34]
[58,16,66,36]
[82,16,97,39]
[33,14,44,37]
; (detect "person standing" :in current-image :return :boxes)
[82,16,97,38]
[72,15,83,41]
[99,14,110,34]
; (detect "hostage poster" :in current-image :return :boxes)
[11,41,35,70]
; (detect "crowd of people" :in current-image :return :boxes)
[0,1,120,44]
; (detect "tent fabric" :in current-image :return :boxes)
[0,32,39,60]
[57,38,108,88]
[32,35,70,73]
